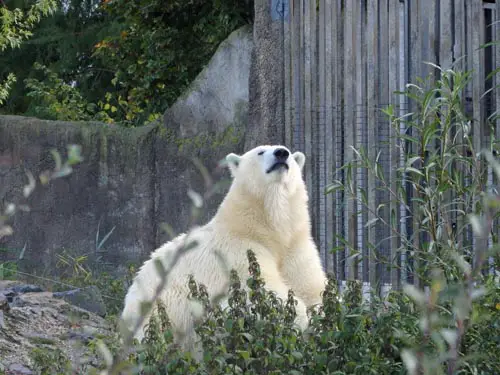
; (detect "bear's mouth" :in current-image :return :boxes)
[266,162,289,174]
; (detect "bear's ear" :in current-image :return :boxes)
[225,153,242,176]
[293,151,306,170]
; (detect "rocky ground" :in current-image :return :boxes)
[0,280,116,374]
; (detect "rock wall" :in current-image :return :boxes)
[0,116,157,276]
[0,25,252,277]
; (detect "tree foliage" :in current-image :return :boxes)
[0,0,58,104]
[93,0,253,126]
[0,0,253,126]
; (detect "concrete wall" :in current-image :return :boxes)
[0,25,252,277]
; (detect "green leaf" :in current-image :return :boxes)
[406,156,421,167]
[154,258,166,276]
[325,181,344,194]
[50,149,62,170]
[405,167,424,177]
[237,350,250,361]
[364,217,378,228]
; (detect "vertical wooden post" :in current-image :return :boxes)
[318,0,327,269]
[471,0,485,267]
[399,0,409,285]
[324,0,335,276]
[440,0,454,70]
[409,0,423,288]
[389,0,401,291]
[344,0,357,281]
[367,0,379,293]
[495,0,500,255]
[454,0,466,256]
[303,0,314,245]
[333,0,342,280]
[355,0,366,282]
[284,0,292,149]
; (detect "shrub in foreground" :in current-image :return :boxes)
[94,250,498,375]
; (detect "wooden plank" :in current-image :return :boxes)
[419,0,437,285]
[324,0,335,275]
[284,0,292,149]
[318,0,327,269]
[440,0,453,70]
[463,0,475,252]
[409,0,422,288]
[430,0,439,72]
[332,0,342,280]
[453,0,467,254]
[292,0,302,152]
[497,2,500,145]
[471,0,485,264]
[379,0,389,106]
[439,0,453,249]
[354,0,362,281]
[472,0,484,153]
[466,0,474,100]
[410,0,421,85]
[299,0,305,153]
[399,0,408,285]
[303,0,313,243]
[420,0,429,78]
[495,0,500,258]
[357,2,371,282]
[454,0,466,71]
[344,0,356,281]
[309,0,318,256]
[366,0,379,292]
[484,4,494,276]
[378,0,390,286]
[493,4,500,118]
[419,0,436,82]
[289,0,296,148]
[388,0,400,290]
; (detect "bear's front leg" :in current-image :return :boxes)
[281,237,328,308]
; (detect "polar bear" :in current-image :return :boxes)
[120,145,327,355]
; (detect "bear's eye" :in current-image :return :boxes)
[258,151,264,155]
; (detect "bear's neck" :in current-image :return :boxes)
[213,182,311,247]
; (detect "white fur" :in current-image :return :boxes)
[120,145,327,356]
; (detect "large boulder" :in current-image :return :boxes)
[164,24,252,138]
[155,25,252,244]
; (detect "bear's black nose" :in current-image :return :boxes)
[273,148,289,161]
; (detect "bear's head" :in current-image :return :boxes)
[225,145,306,197]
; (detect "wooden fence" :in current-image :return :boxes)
[279,0,500,292]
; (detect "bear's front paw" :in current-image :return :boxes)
[294,300,309,331]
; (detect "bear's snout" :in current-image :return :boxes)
[273,148,289,161]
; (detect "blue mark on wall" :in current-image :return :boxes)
[271,0,289,22]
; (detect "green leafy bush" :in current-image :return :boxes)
[92,249,498,375]
[24,63,112,122]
